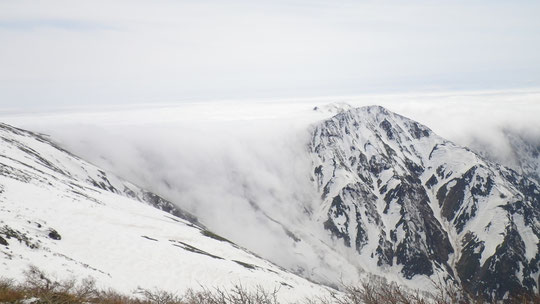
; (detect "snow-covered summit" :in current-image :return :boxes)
[310,105,540,301]
[312,102,354,115]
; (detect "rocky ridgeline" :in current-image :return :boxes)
[310,106,540,301]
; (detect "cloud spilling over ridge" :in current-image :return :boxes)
[0,101,339,278]
[0,90,539,280]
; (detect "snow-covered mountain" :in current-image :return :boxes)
[310,106,539,301]
[0,122,334,302]
[2,104,539,303]
[466,128,540,184]
[503,129,540,183]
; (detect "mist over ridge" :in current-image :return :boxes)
[0,90,539,287]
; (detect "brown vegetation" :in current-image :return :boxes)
[0,266,538,304]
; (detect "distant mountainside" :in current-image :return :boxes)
[309,106,539,301]
[0,122,333,302]
[467,128,540,184]
[504,129,540,183]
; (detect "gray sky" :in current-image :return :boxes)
[1,0,540,108]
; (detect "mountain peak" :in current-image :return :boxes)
[310,107,539,300]
[316,105,434,150]
[357,104,390,113]
[313,102,353,114]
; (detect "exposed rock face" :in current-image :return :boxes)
[504,129,540,184]
[468,128,540,184]
[309,106,540,301]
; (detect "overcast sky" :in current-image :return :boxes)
[1,0,540,108]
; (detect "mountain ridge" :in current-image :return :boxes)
[1,104,539,302]
[0,122,334,302]
[309,105,539,300]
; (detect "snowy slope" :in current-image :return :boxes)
[309,106,540,301]
[503,129,540,183]
[0,122,335,302]
[2,104,539,303]
[467,128,540,184]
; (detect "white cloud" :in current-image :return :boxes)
[2,90,539,273]
[0,89,538,289]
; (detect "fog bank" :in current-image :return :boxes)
[1,90,539,278]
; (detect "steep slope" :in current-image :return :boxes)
[467,128,540,184]
[0,122,334,302]
[504,129,540,183]
[310,106,540,300]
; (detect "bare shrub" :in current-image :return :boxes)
[1,266,539,304]
[19,265,101,304]
[506,292,540,304]
[182,284,279,304]
[137,288,183,304]
[0,278,26,303]
[331,276,428,304]
[429,275,468,304]
[97,289,148,304]
[22,265,78,304]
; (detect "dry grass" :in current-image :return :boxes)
[1,266,539,304]
[0,266,279,304]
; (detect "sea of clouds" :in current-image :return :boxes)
[1,89,539,275]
